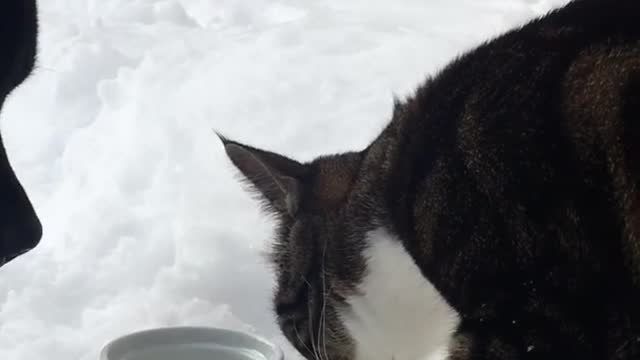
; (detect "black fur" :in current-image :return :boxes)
[223,0,640,359]
[0,0,41,267]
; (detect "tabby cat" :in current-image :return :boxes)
[221,0,640,358]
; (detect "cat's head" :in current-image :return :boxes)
[220,134,373,359]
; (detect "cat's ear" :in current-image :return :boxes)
[218,133,306,216]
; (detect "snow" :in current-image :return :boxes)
[0,0,570,359]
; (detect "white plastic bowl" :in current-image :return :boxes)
[100,327,284,360]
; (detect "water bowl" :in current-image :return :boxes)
[100,326,284,360]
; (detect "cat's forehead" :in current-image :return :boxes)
[306,153,361,211]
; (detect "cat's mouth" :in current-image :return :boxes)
[281,316,316,357]
[275,275,334,359]
[277,296,323,357]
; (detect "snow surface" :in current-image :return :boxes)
[0,0,570,359]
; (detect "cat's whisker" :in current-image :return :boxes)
[309,305,322,360]
[320,240,330,360]
[302,275,322,360]
[320,291,328,360]
[293,319,315,358]
[301,275,313,290]
[315,290,325,360]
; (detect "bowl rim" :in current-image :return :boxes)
[100,326,284,360]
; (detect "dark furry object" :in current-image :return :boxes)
[0,0,41,266]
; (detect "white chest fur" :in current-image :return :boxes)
[339,228,460,360]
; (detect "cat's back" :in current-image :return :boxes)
[385,0,640,242]
[420,0,640,118]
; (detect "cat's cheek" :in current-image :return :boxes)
[337,228,460,360]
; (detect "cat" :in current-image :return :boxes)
[220,0,640,358]
[0,0,41,267]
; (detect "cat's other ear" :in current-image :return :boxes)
[217,133,307,216]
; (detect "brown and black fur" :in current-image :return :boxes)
[221,0,640,359]
[0,0,41,267]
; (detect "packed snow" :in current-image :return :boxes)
[0,0,570,359]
